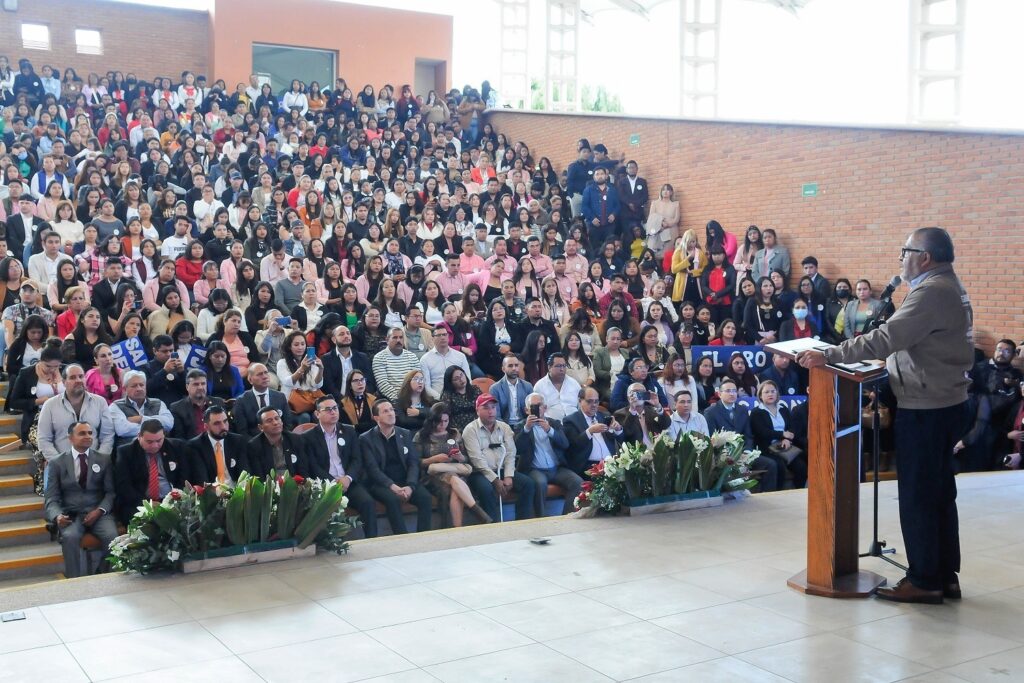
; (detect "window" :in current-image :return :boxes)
[75,29,103,55]
[21,23,50,51]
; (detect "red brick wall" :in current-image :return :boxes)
[487,110,1024,351]
[1,0,210,83]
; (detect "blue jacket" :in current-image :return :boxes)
[581,182,621,227]
[609,373,669,412]
[488,376,534,425]
[703,402,754,449]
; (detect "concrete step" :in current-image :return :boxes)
[0,519,49,548]
[0,494,45,522]
[0,542,64,580]
[0,452,33,475]
[0,414,18,428]
[0,572,64,593]
[0,474,34,496]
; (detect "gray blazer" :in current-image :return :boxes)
[751,245,792,281]
[842,298,885,339]
[44,449,115,522]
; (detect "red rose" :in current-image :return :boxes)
[293,475,306,485]
[193,485,205,496]
[277,476,285,487]
[170,490,182,501]
[581,481,594,492]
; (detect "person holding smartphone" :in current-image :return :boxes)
[613,382,670,448]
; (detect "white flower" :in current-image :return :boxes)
[710,431,732,449]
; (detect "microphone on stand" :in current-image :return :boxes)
[867,275,902,330]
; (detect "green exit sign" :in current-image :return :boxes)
[629,134,640,146]
[802,183,818,197]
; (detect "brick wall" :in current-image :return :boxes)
[1,0,209,84]
[486,110,1024,352]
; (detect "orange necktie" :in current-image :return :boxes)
[215,441,227,482]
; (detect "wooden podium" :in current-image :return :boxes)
[765,341,888,599]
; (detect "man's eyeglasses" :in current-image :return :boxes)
[318,405,339,412]
[899,247,925,260]
[550,364,567,369]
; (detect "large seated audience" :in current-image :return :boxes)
[1,56,1018,577]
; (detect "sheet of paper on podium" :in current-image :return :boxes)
[765,339,886,377]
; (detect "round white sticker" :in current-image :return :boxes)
[92,463,101,473]
[403,446,409,454]
[169,461,177,471]
[776,311,783,318]
[447,439,456,446]
[817,304,824,311]
[113,229,120,236]
[338,437,346,446]
[167,373,175,381]
[230,459,236,467]
[788,388,796,394]
[110,384,118,391]
[291,454,298,464]
[30,386,36,395]
[418,344,424,351]
[243,347,250,353]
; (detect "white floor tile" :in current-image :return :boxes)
[0,644,87,682]
[319,583,467,630]
[426,643,613,683]
[368,611,533,667]
[244,631,414,682]
[480,591,637,641]
[200,601,356,654]
[40,590,189,643]
[66,622,230,680]
[652,601,819,654]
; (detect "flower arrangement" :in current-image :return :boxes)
[574,430,762,514]
[109,471,354,574]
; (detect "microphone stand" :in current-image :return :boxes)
[858,326,907,571]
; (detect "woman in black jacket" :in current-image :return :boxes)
[743,277,783,346]
[750,380,807,488]
[476,299,521,379]
[9,345,64,442]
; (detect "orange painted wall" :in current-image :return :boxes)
[210,0,452,93]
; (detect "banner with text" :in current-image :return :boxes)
[692,345,773,374]
[110,337,149,371]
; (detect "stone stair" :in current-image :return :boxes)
[0,392,65,583]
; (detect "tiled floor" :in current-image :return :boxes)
[1,471,1023,682]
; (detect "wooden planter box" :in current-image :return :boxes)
[627,489,723,516]
[181,539,316,574]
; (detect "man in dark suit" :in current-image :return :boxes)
[564,387,623,477]
[170,370,224,440]
[89,258,132,316]
[188,405,250,484]
[44,421,118,578]
[6,193,44,260]
[704,378,780,491]
[489,355,533,429]
[515,392,581,516]
[613,382,672,447]
[321,325,376,398]
[615,160,648,238]
[247,406,310,477]
[302,395,379,537]
[232,363,295,437]
[801,256,832,303]
[113,419,195,524]
[144,336,187,406]
[358,399,433,534]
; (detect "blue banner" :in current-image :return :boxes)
[738,395,807,412]
[110,337,149,371]
[692,345,772,373]
[183,344,207,371]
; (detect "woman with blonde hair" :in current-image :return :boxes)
[647,183,680,255]
[670,229,706,304]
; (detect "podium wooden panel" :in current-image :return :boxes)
[765,343,887,599]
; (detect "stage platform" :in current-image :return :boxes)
[1,471,1022,682]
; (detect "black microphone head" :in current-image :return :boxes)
[889,275,902,289]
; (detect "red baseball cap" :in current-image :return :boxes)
[475,394,497,410]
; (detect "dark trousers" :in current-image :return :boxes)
[528,467,583,516]
[468,471,535,521]
[345,482,379,538]
[751,455,780,492]
[894,402,969,590]
[368,483,433,534]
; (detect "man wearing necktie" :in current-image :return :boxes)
[44,422,118,578]
[188,405,249,485]
[114,419,194,524]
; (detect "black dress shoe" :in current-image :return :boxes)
[875,577,944,605]
[944,582,962,600]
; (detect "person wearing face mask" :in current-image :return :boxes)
[823,278,853,344]
[779,299,820,341]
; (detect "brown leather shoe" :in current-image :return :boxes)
[944,581,962,600]
[875,577,943,605]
